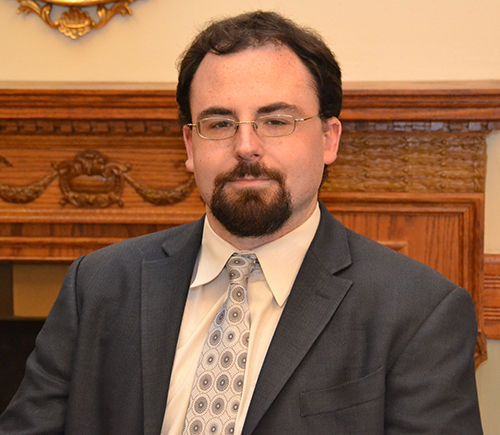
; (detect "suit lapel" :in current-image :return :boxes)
[141,220,204,435]
[242,205,353,435]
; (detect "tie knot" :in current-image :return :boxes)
[226,253,258,284]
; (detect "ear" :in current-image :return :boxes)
[183,125,195,173]
[323,117,341,165]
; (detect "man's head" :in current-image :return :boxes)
[177,11,342,248]
[177,11,342,126]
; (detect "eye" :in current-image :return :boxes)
[263,117,291,126]
[268,119,287,126]
[258,115,294,131]
[205,118,235,130]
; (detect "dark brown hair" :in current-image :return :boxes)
[176,11,342,125]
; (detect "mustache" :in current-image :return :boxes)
[214,161,286,186]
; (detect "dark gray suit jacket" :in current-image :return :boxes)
[0,203,482,434]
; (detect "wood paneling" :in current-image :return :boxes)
[484,255,500,339]
[341,80,500,122]
[1,81,499,366]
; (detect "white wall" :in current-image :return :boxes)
[1,0,500,432]
[1,0,500,84]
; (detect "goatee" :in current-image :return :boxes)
[210,161,292,238]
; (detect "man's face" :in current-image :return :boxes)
[183,44,341,245]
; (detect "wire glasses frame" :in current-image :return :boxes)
[187,114,322,140]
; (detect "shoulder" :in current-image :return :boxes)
[339,226,476,343]
[316,203,459,295]
[315,206,471,315]
[345,227,456,294]
[70,218,203,281]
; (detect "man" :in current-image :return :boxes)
[0,11,482,435]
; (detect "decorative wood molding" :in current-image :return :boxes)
[484,255,500,339]
[0,149,195,208]
[0,87,179,120]
[2,80,500,120]
[326,132,486,193]
[341,81,500,121]
[0,119,182,135]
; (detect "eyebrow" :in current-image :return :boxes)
[196,102,303,121]
[256,102,301,116]
[198,107,235,120]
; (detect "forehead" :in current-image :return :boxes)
[189,45,319,116]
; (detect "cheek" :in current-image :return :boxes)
[285,147,325,179]
[190,149,228,197]
[282,151,325,196]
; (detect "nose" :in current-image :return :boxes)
[233,121,263,162]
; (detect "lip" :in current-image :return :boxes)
[227,177,273,187]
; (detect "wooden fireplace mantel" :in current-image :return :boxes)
[1,80,499,366]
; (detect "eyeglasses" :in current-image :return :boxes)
[187,114,322,140]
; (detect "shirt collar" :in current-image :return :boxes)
[191,203,321,307]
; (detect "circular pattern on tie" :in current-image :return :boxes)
[215,309,226,325]
[230,286,245,303]
[228,398,240,417]
[199,373,213,391]
[223,328,238,347]
[216,373,230,392]
[232,375,244,393]
[207,418,223,435]
[227,306,243,325]
[223,421,235,435]
[241,331,250,347]
[237,352,247,370]
[228,269,242,281]
[202,351,218,370]
[209,329,223,347]
[188,419,204,435]
[211,396,226,415]
[194,396,208,415]
[228,256,244,267]
[220,349,235,369]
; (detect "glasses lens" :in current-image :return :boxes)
[198,118,236,140]
[256,115,295,137]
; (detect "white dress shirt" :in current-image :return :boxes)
[161,204,321,435]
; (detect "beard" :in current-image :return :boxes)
[209,161,292,238]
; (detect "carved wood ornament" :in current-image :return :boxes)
[0,150,194,208]
[1,82,500,366]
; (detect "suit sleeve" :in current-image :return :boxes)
[384,286,483,434]
[0,257,84,435]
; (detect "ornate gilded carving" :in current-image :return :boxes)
[0,150,195,208]
[323,132,487,193]
[17,0,137,40]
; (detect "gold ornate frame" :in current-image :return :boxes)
[17,0,137,39]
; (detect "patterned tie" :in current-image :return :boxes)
[183,253,258,435]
